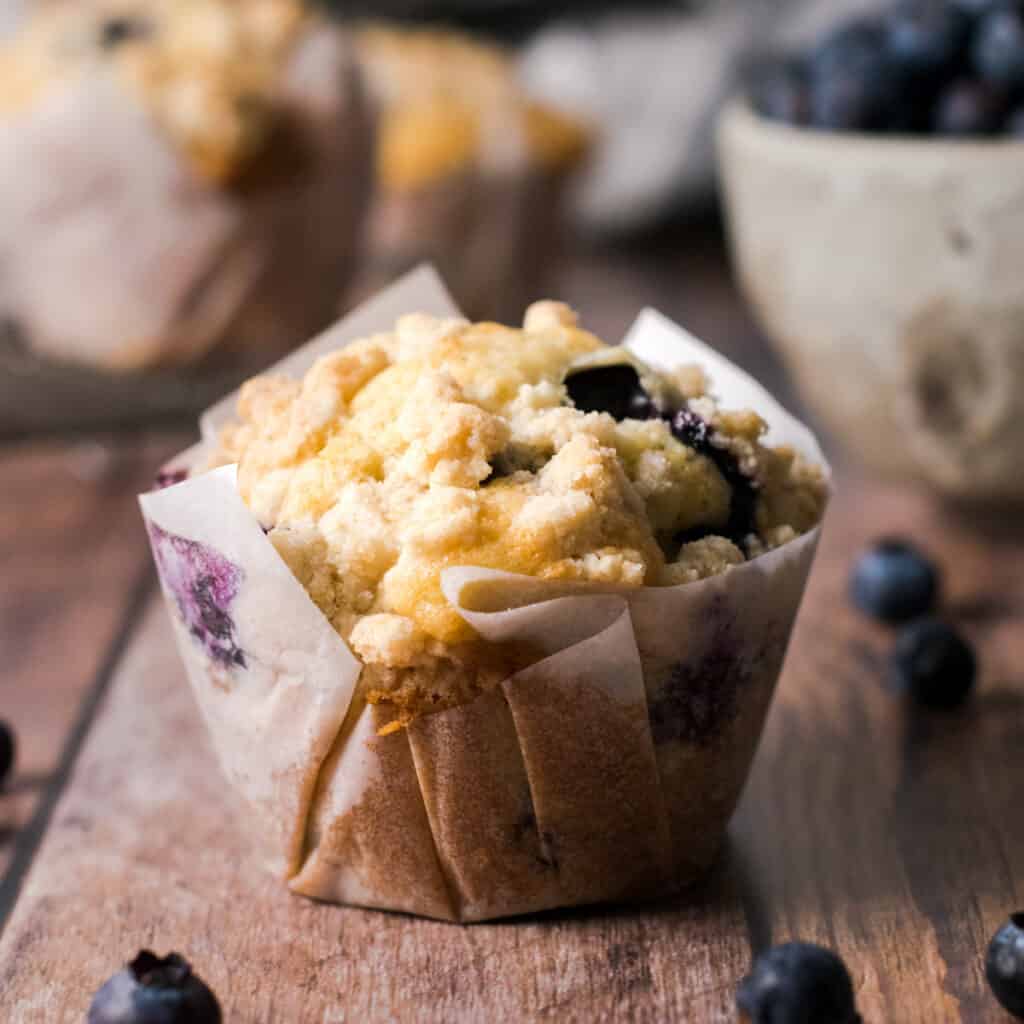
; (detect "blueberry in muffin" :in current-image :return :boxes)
[209,301,827,729]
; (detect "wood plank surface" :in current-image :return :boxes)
[0,598,751,1023]
[0,434,187,893]
[734,475,1024,1024]
[2,466,1022,1021]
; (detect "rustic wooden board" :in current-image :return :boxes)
[0,434,186,889]
[0,598,751,1022]
[1,466,1022,1021]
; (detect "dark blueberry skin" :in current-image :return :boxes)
[564,363,653,422]
[808,18,901,132]
[933,77,1008,133]
[736,942,861,1024]
[88,952,221,1024]
[973,4,1024,89]
[986,914,1024,1018]
[670,408,760,552]
[885,0,971,82]
[809,54,900,132]
[99,16,152,49]
[850,538,939,624]
[890,618,977,708]
[1007,104,1024,132]
[562,359,759,551]
[749,58,812,125]
[0,720,14,788]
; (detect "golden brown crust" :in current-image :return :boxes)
[355,24,590,191]
[0,0,310,182]
[208,306,827,725]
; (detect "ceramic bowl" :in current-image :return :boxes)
[718,100,1024,502]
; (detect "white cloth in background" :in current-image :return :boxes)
[521,0,886,233]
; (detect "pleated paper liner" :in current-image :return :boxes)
[140,266,829,921]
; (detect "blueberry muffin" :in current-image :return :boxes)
[0,0,372,373]
[353,26,590,320]
[209,301,825,731]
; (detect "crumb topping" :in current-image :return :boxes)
[209,303,826,725]
[0,0,309,182]
[355,25,590,191]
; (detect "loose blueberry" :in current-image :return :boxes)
[736,942,861,1024]
[0,720,14,788]
[749,58,812,125]
[88,951,221,1024]
[564,363,652,422]
[933,78,1007,133]
[850,538,940,623]
[890,618,977,708]
[986,914,1024,1019]
[884,0,971,83]
[973,4,1024,89]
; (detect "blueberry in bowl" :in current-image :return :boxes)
[719,1,1024,504]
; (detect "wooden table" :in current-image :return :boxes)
[1,231,1022,1022]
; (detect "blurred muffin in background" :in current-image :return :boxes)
[354,25,590,320]
[0,0,373,374]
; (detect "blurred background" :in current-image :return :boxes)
[2,0,1024,490]
[0,0,884,434]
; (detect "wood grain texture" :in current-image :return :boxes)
[0,434,187,887]
[734,472,1024,1024]
[0,599,751,1023]
[1,232,1021,1022]
[1,469,1022,1021]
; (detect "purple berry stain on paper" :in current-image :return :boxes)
[147,523,247,669]
[648,600,751,746]
[153,468,188,490]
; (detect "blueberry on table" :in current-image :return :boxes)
[987,914,1024,1019]
[87,951,221,1024]
[850,538,939,623]
[736,942,861,1024]
[973,4,1024,89]
[890,618,977,708]
[0,720,14,787]
[933,78,1007,134]
[564,363,652,421]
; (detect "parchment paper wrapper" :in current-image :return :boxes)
[140,266,830,922]
[0,19,372,375]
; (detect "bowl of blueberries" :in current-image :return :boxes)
[718,0,1024,503]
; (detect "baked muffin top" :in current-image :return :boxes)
[209,303,826,729]
[356,25,590,191]
[0,0,309,182]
